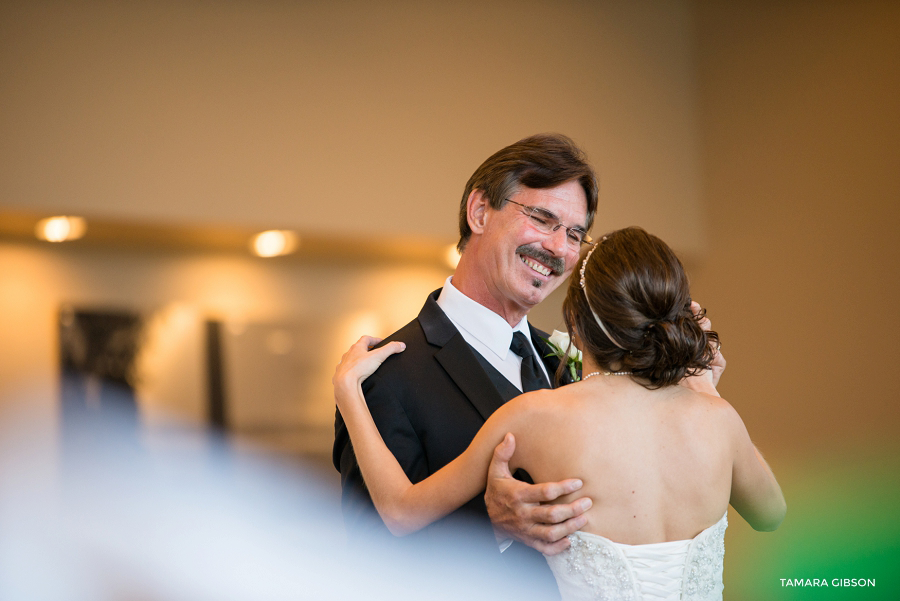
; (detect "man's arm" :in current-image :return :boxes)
[485,434,591,555]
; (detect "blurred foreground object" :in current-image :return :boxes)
[0,403,536,601]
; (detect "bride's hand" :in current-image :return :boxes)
[680,302,724,396]
[690,301,726,387]
[332,335,406,393]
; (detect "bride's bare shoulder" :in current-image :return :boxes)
[507,387,559,408]
[499,387,570,419]
[478,389,560,438]
[672,385,736,415]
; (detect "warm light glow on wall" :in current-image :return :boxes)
[444,244,461,269]
[265,329,294,355]
[35,216,87,242]
[251,230,298,257]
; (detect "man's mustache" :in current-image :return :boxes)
[516,245,565,276]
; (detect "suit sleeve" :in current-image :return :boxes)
[333,369,427,541]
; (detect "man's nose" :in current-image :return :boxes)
[541,225,569,256]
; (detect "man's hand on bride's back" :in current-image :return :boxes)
[332,336,406,392]
[485,433,592,556]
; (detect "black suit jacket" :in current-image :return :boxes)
[333,289,571,595]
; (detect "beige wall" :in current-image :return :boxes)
[692,0,900,456]
[690,2,900,596]
[0,0,705,255]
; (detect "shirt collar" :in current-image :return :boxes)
[437,276,531,361]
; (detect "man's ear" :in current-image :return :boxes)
[466,189,490,235]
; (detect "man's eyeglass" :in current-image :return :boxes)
[504,199,593,249]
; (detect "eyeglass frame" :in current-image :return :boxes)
[503,199,594,248]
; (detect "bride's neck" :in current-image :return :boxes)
[581,355,625,376]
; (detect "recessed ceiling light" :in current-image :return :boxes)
[35,216,87,242]
[251,230,298,257]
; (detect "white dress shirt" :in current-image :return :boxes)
[436,276,550,392]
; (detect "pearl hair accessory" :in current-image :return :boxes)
[579,238,628,350]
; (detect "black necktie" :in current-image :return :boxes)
[510,331,550,393]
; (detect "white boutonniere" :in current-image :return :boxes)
[542,330,583,382]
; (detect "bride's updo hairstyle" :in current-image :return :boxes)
[563,227,719,389]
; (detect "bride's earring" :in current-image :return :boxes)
[571,329,583,352]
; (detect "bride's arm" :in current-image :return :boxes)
[723,401,786,531]
[333,336,524,537]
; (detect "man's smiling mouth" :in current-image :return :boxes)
[515,244,565,279]
[520,254,552,277]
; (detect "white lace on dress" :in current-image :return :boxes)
[544,513,727,601]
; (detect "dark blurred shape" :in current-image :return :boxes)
[205,320,228,430]
[59,307,143,445]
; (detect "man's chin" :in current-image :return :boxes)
[517,264,553,291]
[517,278,557,306]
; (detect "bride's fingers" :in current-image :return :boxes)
[369,340,406,361]
[347,338,404,362]
[690,301,712,331]
[345,336,385,362]
[335,340,406,383]
[355,335,384,349]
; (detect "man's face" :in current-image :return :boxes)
[479,180,589,313]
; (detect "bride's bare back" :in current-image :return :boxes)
[507,377,734,544]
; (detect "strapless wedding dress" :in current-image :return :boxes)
[544,513,727,601]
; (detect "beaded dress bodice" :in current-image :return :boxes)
[543,513,727,601]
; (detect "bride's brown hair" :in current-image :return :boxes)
[561,227,719,388]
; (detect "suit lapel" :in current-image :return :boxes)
[419,290,507,421]
[435,334,507,421]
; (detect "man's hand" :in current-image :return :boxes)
[485,433,591,556]
[681,301,726,395]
